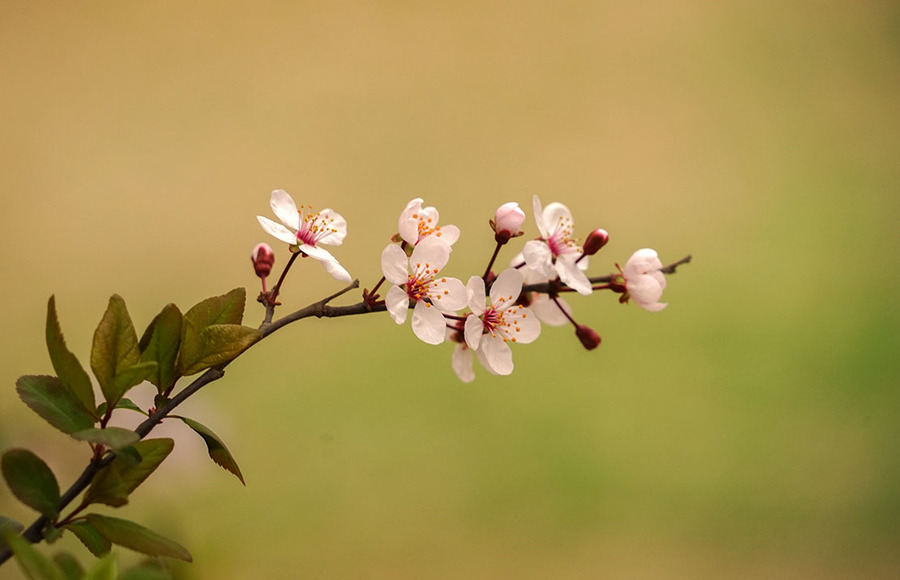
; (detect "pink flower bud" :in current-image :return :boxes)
[251,243,275,278]
[582,229,609,256]
[492,202,526,244]
[575,325,602,350]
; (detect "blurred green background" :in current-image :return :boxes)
[1,1,898,578]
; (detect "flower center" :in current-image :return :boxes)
[481,296,524,343]
[296,205,338,247]
[406,262,447,304]
[411,212,443,241]
[546,216,578,257]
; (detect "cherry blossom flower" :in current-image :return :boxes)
[522,195,592,295]
[398,198,460,247]
[381,237,467,344]
[623,248,667,312]
[257,189,351,282]
[464,268,541,375]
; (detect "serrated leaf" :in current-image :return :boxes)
[82,439,174,508]
[1,449,61,518]
[1,528,66,580]
[91,295,142,407]
[177,324,260,376]
[139,304,183,394]
[178,417,244,485]
[71,428,140,451]
[16,375,96,435]
[83,551,117,580]
[0,515,25,550]
[85,515,192,562]
[46,296,97,418]
[184,288,246,328]
[52,552,84,580]
[63,521,112,558]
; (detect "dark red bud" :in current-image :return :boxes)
[251,243,276,278]
[575,325,602,350]
[582,229,609,256]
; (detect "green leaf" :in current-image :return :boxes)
[83,551,117,580]
[46,296,97,418]
[90,295,142,407]
[138,304,183,394]
[178,417,245,485]
[16,375,96,435]
[177,323,260,376]
[184,288,246,328]
[0,515,25,550]
[85,515,192,562]
[1,528,66,580]
[52,552,84,580]
[70,428,140,451]
[63,521,112,558]
[96,398,146,418]
[112,362,157,397]
[82,439,174,508]
[1,449,61,518]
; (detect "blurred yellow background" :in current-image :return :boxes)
[1,1,898,578]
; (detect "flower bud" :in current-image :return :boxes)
[251,243,275,278]
[492,202,526,244]
[582,228,609,256]
[575,324,602,350]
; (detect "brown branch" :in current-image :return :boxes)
[521,254,692,294]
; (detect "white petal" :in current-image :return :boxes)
[258,216,299,245]
[482,336,514,375]
[464,313,483,350]
[270,189,300,231]
[436,224,460,246]
[398,198,423,244]
[316,208,347,246]
[555,256,592,296]
[452,345,476,383]
[531,294,571,327]
[385,285,409,324]
[522,240,553,277]
[299,244,336,263]
[532,195,548,239]
[381,244,410,286]
[410,236,451,273]
[432,277,467,312]
[542,202,574,236]
[320,257,352,282]
[489,268,524,310]
[411,301,447,345]
[509,307,541,344]
[466,276,487,315]
[623,248,663,279]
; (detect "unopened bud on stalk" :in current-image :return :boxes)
[251,243,275,278]
[575,324,602,350]
[491,202,526,244]
[582,229,609,256]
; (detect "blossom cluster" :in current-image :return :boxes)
[256,191,672,382]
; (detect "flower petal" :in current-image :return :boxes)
[436,224,460,246]
[452,344,475,383]
[411,301,447,345]
[410,236,451,273]
[320,257,352,282]
[532,195,548,239]
[555,256,592,296]
[522,240,553,277]
[385,285,409,324]
[466,276,487,315]
[270,189,300,231]
[432,277,467,312]
[381,244,410,286]
[464,313,483,350]
[511,307,541,344]
[398,198,423,245]
[258,216,299,245]
[489,268,523,310]
[481,336,514,375]
[542,202,573,237]
[531,294,571,327]
[316,208,347,246]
